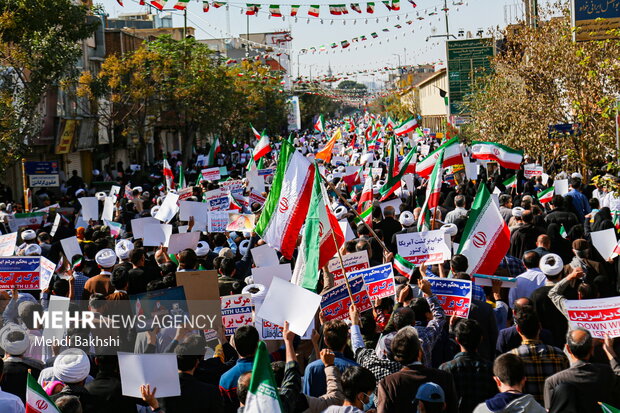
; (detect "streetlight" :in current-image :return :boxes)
[393,53,401,68]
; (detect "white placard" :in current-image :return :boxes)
[251,264,291,289]
[50,214,61,238]
[42,296,70,343]
[338,220,355,242]
[78,197,99,222]
[251,244,280,268]
[256,277,321,336]
[524,164,543,179]
[60,236,81,261]
[380,199,402,215]
[118,353,181,398]
[167,231,201,255]
[566,297,620,339]
[142,224,173,247]
[591,228,617,260]
[396,230,451,265]
[179,201,209,223]
[101,196,115,221]
[110,185,121,198]
[555,179,569,196]
[130,217,160,240]
[154,193,180,223]
[0,232,17,256]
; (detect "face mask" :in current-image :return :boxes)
[362,392,375,411]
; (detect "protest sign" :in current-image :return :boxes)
[167,232,200,255]
[142,223,172,247]
[177,186,193,201]
[60,236,81,262]
[208,210,229,233]
[221,294,254,336]
[0,257,43,289]
[101,196,115,221]
[249,191,266,206]
[252,264,292,288]
[591,228,617,260]
[258,168,274,176]
[42,296,70,343]
[179,201,209,223]
[257,318,314,341]
[130,286,189,332]
[396,230,451,265]
[474,273,517,288]
[349,263,396,301]
[427,277,472,318]
[379,199,401,214]
[130,217,159,239]
[50,214,61,238]
[110,185,121,198]
[7,212,45,232]
[251,244,280,268]
[566,297,620,338]
[154,193,179,223]
[204,189,230,211]
[220,179,244,197]
[0,232,17,256]
[176,270,221,331]
[78,197,99,222]
[119,353,181,398]
[201,167,221,181]
[524,164,543,179]
[555,179,569,195]
[39,256,55,290]
[320,275,372,321]
[327,250,370,286]
[247,168,265,193]
[256,277,321,336]
[226,213,255,232]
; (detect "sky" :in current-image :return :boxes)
[99,0,548,87]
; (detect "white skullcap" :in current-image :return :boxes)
[571,172,583,179]
[24,244,41,256]
[441,223,458,236]
[95,248,117,268]
[540,253,564,276]
[334,205,347,220]
[239,240,250,256]
[75,188,86,197]
[242,283,266,298]
[133,186,143,193]
[95,192,106,201]
[399,211,415,227]
[327,174,334,181]
[53,348,90,384]
[195,241,210,257]
[115,239,134,260]
[512,207,524,218]
[377,179,386,187]
[336,166,345,173]
[0,324,29,355]
[143,191,150,199]
[150,206,160,217]
[21,229,36,241]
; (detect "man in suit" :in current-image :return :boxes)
[544,328,620,411]
[376,326,458,413]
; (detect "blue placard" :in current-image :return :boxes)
[25,161,59,175]
[0,257,40,272]
[574,0,620,20]
[427,278,472,298]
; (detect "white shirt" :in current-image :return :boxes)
[0,386,25,413]
[509,268,547,307]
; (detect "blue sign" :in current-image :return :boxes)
[348,263,396,300]
[573,0,620,41]
[25,161,59,175]
[0,257,41,289]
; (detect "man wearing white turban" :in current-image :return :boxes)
[50,349,98,412]
[0,324,44,403]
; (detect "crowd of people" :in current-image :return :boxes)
[1,115,620,413]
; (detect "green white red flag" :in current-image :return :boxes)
[416,137,463,177]
[502,175,517,189]
[357,167,373,215]
[458,183,511,275]
[292,167,344,291]
[470,141,523,170]
[314,114,325,132]
[251,124,262,140]
[379,146,417,200]
[394,254,415,278]
[207,138,221,166]
[255,140,315,259]
[393,116,418,136]
[150,0,167,10]
[253,133,271,161]
[163,156,175,191]
[27,372,62,413]
[537,186,554,203]
[244,341,283,413]
[418,150,444,231]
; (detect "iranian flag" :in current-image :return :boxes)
[538,187,554,204]
[502,175,517,189]
[354,206,372,225]
[246,4,260,15]
[350,3,362,12]
[250,124,262,140]
[470,141,523,170]
[314,114,325,132]
[394,254,415,278]
[308,5,320,17]
[253,133,271,161]
[342,165,363,190]
[357,167,373,214]
[178,164,186,189]
[416,137,463,177]
[367,2,375,12]
[244,341,283,412]
[163,156,175,191]
[255,140,315,259]
[394,116,418,136]
[418,151,444,231]
[174,0,189,9]
[379,144,417,200]
[207,138,221,166]
[203,1,210,12]
[386,116,396,130]
[291,4,300,15]
[27,372,62,413]
[269,4,282,16]
[457,183,510,275]
[150,0,167,10]
[315,128,341,164]
[292,168,344,291]
[560,224,567,238]
[601,403,620,413]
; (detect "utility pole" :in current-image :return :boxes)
[183,8,187,38]
[524,0,538,28]
[426,0,456,41]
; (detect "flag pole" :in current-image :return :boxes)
[320,174,390,254]
[330,231,356,304]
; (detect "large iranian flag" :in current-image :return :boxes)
[416,137,463,177]
[292,167,344,291]
[470,141,523,169]
[458,183,510,275]
[244,341,283,413]
[255,140,315,259]
[394,116,418,136]
[418,150,444,231]
[27,372,61,413]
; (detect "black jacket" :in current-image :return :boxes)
[161,372,224,413]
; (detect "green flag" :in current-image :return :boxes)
[244,341,283,412]
[601,402,620,413]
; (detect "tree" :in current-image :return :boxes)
[464,6,620,175]
[0,0,97,170]
[299,93,341,130]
